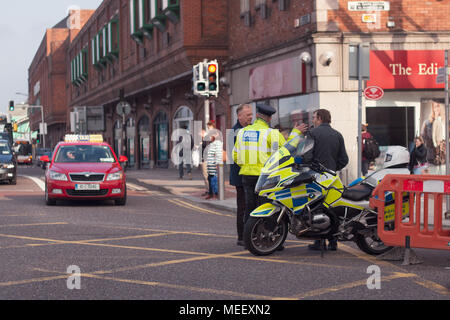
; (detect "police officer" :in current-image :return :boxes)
[233,103,307,244]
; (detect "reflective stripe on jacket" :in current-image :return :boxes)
[232,118,301,176]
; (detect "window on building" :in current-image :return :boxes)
[142,0,154,39]
[108,17,120,58]
[98,31,104,61]
[240,0,250,13]
[81,47,88,81]
[240,0,251,26]
[255,0,269,19]
[162,0,180,22]
[150,0,167,32]
[130,0,144,43]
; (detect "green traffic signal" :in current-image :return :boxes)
[9,100,14,112]
[197,82,206,91]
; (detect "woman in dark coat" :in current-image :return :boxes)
[409,136,428,174]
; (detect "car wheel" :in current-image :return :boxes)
[45,184,56,206]
[114,187,127,206]
[9,177,16,185]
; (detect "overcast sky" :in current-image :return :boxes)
[0,1,103,113]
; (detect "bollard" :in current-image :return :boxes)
[219,164,225,200]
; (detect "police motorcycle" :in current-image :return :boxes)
[243,134,411,256]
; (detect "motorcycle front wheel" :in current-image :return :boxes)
[355,231,392,255]
[244,216,288,256]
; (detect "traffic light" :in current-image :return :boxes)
[13,122,18,132]
[207,60,219,97]
[9,100,14,112]
[193,61,208,97]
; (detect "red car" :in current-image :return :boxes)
[41,135,128,206]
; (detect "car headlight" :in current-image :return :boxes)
[107,171,123,181]
[49,170,68,181]
[6,164,15,169]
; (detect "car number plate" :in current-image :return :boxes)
[75,184,100,191]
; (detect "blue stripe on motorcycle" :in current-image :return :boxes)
[252,209,273,216]
[292,197,308,208]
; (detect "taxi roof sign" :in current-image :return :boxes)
[64,134,103,143]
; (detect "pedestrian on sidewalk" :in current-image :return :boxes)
[200,121,216,195]
[230,103,253,246]
[205,131,223,200]
[178,125,194,180]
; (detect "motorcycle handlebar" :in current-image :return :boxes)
[310,161,336,176]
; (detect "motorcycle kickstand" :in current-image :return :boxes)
[320,239,326,258]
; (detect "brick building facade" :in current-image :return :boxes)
[66,0,229,169]
[28,10,95,149]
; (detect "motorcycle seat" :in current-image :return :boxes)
[342,183,373,201]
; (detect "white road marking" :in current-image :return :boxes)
[126,182,148,191]
[20,175,45,192]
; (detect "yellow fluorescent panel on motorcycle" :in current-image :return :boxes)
[251,203,279,217]
[384,201,409,222]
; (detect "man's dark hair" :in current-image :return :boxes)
[314,109,331,124]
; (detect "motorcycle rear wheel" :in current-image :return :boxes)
[355,232,392,255]
[244,216,288,256]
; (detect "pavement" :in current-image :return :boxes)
[125,166,238,213]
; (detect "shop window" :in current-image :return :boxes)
[130,0,144,43]
[154,111,169,167]
[150,0,167,32]
[162,0,179,23]
[366,106,414,149]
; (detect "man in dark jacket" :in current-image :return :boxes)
[308,109,349,251]
[230,104,253,246]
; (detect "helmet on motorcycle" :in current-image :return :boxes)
[382,146,410,168]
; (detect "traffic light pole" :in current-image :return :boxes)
[18,104,45,148]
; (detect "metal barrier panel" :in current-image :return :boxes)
[370,174,450,251]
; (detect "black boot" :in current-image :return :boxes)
[328,238,338,251]
[308,240,326,251]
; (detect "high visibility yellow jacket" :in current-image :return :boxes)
[232,118,301,176]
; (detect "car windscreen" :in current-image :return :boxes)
[0,142,11,155]
[54,145,116,163]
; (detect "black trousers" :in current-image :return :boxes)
[242,175,269,225]
[235,186,245,241]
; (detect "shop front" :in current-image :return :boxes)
[366,49,448,174]
[153,111,169,168]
